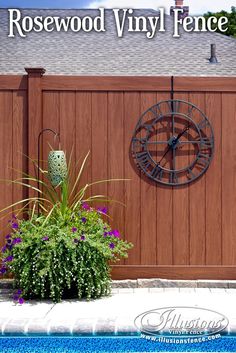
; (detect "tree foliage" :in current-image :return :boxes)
[204,6,236,38]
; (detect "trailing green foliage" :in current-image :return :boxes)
[1,206,132,302]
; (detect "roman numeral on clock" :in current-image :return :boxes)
[197,119,209,130]
[132,137,147,145]
[138,123,153,133]
[200,137,213,149]
[150,165,163,179]
[196,153,210,167]
[169,171,178,184]
[136,151,150,170]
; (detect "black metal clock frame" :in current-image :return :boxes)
[131,77,214,186]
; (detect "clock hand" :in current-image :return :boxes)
[175,126,189,142]
[157,144,172,165]
[157,126,189,166]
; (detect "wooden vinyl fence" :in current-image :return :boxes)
[0,70,236,280]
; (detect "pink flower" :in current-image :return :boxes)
[112,230,120,238]
[82,203,90,210]
[97,207,108,215]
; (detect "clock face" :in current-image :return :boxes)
[131,100,214,186]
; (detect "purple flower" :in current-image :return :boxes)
[5,234,11,240]
[13,289,24,304]
[97,207,108,215]
[80,235,86,241]
[3,256,13,263]
[74,238,79,244]
[82,202,90,210]
[12,222,19,230]
[1,245,7,253]
[13,294,19,301]
[103,232,108,237]
[12,238,22,245]
[0,267,7,274]
[42,236,49,241]
[72,227,77,233]
[109,242,115,250]
[81,217,87,224]
[7,239,12,244]
[112,230,120,238]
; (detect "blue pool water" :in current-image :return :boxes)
[0,335,236,353]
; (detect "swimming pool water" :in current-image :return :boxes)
[0,335,236,353]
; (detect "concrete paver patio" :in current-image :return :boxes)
[0,284,236,335]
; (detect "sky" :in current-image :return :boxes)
[0,0,234,15]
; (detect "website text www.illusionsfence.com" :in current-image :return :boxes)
[141,333,221,344]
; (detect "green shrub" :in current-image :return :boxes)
[1,205,132,302]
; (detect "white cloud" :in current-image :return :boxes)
[88,0,233,15]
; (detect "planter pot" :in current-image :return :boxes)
[48,150,67,186]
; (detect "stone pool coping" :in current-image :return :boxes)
[2,278,236,289]
[1,279,236,335]
[112,279,236,288]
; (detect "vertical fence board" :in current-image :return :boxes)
[59,92,76,185]
[173,92,190,265]
[42,92,60,169]
[205,93,222,265]
[108,93,125,264]
[140,92,157,265]
[0,92,13,247]
[156,92,173,265]
[75,92,92,193]
[124,92,141,265]
[91,93,108,207]
[12,91,27,209]
[222,93,236,265]
[188,93,206,265]
[41,92,60,209]
[27,72,44,199]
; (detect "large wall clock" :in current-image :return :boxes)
[131,99,214,186]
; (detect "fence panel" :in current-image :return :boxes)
[0,73,236,279]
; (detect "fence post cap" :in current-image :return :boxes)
[25,68,46,76]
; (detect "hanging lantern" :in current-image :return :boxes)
[48,150,68,187]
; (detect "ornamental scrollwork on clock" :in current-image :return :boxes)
[131,100,214,186]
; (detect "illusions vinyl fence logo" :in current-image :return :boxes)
[134,306,229,338]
